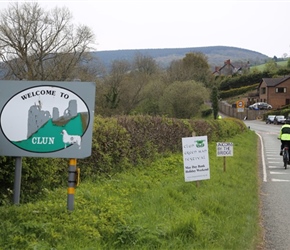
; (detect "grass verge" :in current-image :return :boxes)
[0,129,260,249]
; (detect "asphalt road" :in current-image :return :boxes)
[244,119,290,250]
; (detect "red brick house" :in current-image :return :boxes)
[258,76,290,109]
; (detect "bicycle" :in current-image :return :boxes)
[282,144,290,169]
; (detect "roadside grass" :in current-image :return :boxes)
[0,129,260,249]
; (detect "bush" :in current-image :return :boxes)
[0,115,247,204]
[201,108,213,117]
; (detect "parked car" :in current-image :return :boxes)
[249,102,272,110]
[248,103,259,110]
[260,102,272,110]
[274,115,286,125]
[266,115,276,124]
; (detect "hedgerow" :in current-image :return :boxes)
[0,115,246,204]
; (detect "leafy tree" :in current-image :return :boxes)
[211,86,219,119]
[0,2,95,80]
[287,58,290,68]
[133,78,166,115]
[159,80,209,119]
[264,59,278,73]
[182,52,211,82]
[166,59,185,82]
[167,52,213,87]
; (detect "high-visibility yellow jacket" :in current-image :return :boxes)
[279,124,290,140]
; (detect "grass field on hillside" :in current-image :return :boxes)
[251,60,288,71]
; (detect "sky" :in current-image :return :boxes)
[0,0,290,58]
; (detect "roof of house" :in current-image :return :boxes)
[212,59,242,74]
[258,76,290,88]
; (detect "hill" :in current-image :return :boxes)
[92,46,270,71]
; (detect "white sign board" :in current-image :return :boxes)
[0,81,96,158]
[182,136,210,182]
[216,142,233,157]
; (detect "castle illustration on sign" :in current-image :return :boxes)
[27,99,78,138]
[10,96,89,153]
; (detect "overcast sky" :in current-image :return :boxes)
[1,0,290,58]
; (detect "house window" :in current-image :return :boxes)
[276,87,286,93]
[261,87,266,94]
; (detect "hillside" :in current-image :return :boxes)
[92,46,270,71]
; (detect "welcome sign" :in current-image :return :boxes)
[0,81,96,158]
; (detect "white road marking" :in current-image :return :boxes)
[257,132,267,182]
[271,179,290,182]
[270,171,290,174]
[268,166,284,169]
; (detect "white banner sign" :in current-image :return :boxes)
[216,142,233,157]
[182,136,210,182]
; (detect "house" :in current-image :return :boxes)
[258,76,290,109]
[212,59,244,76]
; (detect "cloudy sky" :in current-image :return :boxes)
[0,0,290,58]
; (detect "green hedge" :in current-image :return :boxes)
[220,84,259,99]
[0,115,247,205]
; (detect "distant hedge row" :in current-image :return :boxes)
[218,69,290,92]
[219,72,269,91]
[0,115,247,205]
[220,84,259,99]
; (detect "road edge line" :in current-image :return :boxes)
[256,132,267,182]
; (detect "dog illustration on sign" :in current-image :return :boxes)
[61,130,81,149]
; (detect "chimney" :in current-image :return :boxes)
[224,59,230,65]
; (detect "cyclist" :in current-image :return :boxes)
[278,119,290,155]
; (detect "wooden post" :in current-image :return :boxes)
[196,181,200,188]
[223,156,226,172]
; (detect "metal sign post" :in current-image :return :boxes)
[13,157,22,205]
[67,158,77,211]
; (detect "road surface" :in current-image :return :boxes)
[244,119,290,250]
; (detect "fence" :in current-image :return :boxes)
[219,101,267,120]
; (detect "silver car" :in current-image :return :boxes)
[266,115,276,124]
[274,115,286,125]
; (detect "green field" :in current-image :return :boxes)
[251,60,288,71]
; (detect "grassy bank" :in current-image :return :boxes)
[0,129,260,249]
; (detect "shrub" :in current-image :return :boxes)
[0,115,246,204]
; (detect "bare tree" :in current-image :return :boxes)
[0,2,95,80]
[101,59,131,113]
[119,54,160,114]
[133,53,159,75]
